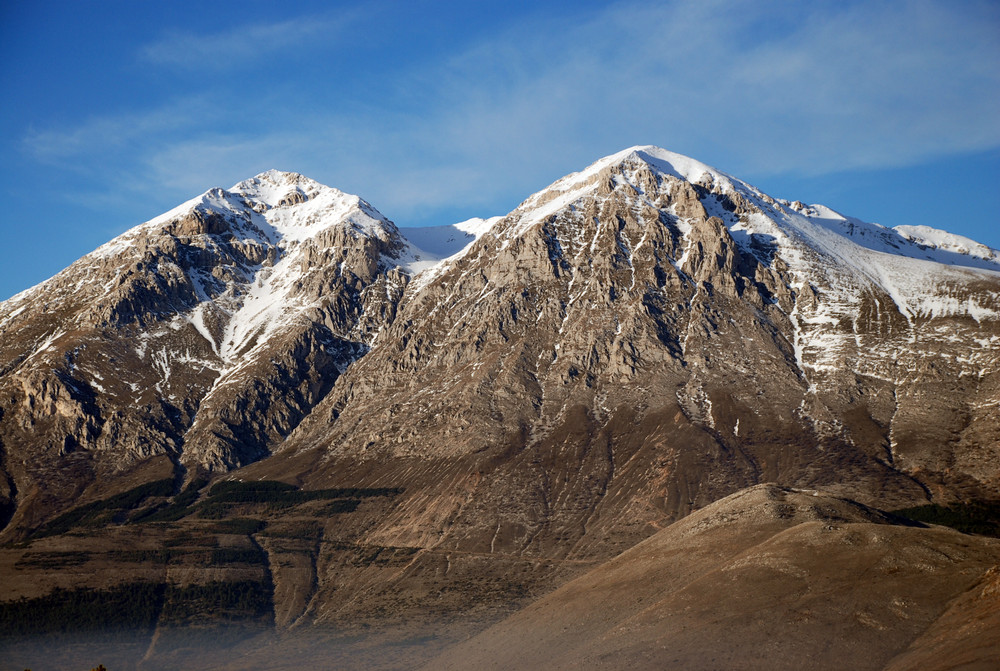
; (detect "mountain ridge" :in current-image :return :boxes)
[0,147,998,668]
[5,151,998,309]
[2,147,998,514]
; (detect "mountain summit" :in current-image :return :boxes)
[1,148,998,668]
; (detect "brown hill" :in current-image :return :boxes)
[426,484,1000,670]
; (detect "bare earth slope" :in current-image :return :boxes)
[884,566,1000,671]
[426,484,1000,671]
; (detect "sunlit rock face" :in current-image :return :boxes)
[261,148,999,582]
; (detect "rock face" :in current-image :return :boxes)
[0,147,998,667]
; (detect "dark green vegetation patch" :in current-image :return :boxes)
[106,548,186,563]
[0,582,165,637]
[15,550,92,569]
[213,518,267,535]
[210,547,266,565]
[206,480,402,504]
[894,500,1000,537]
[31,478,404,537]
[193,480,401,518]
[31,479,175,538]
[131,476,209,523]
[161,581,272,624]
[0,579,274,638]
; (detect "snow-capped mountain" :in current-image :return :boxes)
[0,149,998,663]
[1,148,997,514]
[0,169,495,525]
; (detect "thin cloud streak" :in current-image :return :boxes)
[22,96,220,162]
[414,0,1000,176]
[140,15,351,69]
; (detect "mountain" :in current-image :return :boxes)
[0,170,486,529]
[1,147,998,669]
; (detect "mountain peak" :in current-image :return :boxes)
[253,168,310,182]
[548,145,726,193]
[230,170,342,211]
[604,145,731,186]
[142,171,395,245]
[507,145,738,237]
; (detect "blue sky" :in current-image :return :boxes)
[2,0,998,300]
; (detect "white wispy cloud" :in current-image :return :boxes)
[139,14,351,70]
[318,0,1000,217]
[23,96,219,162]
[401,0,1000,177]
